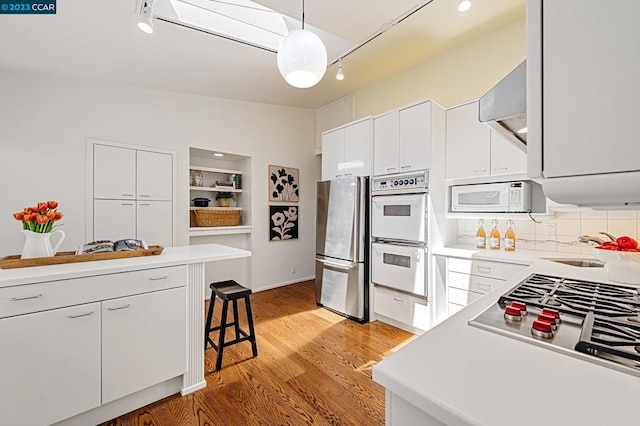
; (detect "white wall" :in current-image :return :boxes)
[0,71,318,291]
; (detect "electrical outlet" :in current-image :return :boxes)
[290,266,296,274]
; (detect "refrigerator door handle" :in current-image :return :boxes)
[317,258,357,270]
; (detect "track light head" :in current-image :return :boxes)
[138,1,154,34]
[336,60,344,81]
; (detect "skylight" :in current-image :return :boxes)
[154,0,355,58]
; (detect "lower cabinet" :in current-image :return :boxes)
[445,257,527,317]
[102,287,186,404]
[0,275,187,426]
[0,303,101,426]
[374,286,430,333]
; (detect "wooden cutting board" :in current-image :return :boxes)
[0,246,164,269]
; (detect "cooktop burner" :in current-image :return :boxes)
[469,274,640,378]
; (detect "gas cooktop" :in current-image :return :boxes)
[469,274,640,378]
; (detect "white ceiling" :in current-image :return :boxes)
[0,0,525,109]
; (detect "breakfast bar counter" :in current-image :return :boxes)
[0,243,251,426]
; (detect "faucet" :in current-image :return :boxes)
[578,235,604,245]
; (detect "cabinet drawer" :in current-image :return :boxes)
[447,257,526,280]
[374,286,430,331]
[447,271,503,294]
[0,265,186,319]
[448,287,484,307]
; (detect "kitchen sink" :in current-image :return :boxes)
[549,258,605,268]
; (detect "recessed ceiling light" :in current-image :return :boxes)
[457,0,472,12]
[213,153,224,157]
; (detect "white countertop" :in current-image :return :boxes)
[373,259,639,426]
[432,244,591,265]
[0,243,251,288]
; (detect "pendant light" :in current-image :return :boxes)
[277,0,327,88]
[138,0,154,34]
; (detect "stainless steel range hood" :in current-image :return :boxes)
[479,61,527,152]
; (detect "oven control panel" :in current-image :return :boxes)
[372,171,428,192]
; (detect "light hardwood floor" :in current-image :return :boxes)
[102,280,416,425]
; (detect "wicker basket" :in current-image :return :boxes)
[191,209,241,227]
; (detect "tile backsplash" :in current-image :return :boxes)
[457,211,640,254]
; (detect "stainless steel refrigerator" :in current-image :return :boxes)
[315,176,369,322]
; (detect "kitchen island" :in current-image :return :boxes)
[0,243,251,426]
[373,259,638,425]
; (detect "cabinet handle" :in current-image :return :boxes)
[121,194,134,197]
[400,165,411,169]
[344,173,353,176]
[139,194,151,198]
[11,293,43,301]
[393,297,403,303]
[139,203,151,206]
[386,167,396,171]
[108,304,131,311]
[148,275,168,281]
[68,311,94,319]
[121,203,134,206]
[477,283,492,293]
[477,266,491,274]
[473,169,487,174]
[493,167,509,171]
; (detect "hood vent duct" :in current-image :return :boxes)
[479,61,527,151]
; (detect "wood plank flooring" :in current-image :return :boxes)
[102,280,416,426]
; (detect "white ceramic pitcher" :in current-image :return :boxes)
[21,229,65,259]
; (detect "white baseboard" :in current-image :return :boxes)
[181,380,207,396]
[252,276,315,293]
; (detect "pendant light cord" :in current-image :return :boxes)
[301,0,305,29]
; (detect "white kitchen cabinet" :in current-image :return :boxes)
[90,140,175,245]
[94,144,136,200]
[445,257,527,316]
[374,285,430,334]
[374,101,440,176]
[137,150,173,201]
[321,118,372,180]
[0,303,101,426]
[445,101,525,180]
[373,111,399,175]
[102,287,186,404]
[137,200,172,247]
[93,199,136,242]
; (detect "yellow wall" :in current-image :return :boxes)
[351,18,526,118]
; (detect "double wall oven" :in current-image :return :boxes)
[371,171,429,298]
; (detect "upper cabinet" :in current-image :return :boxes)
[94,145,136,199]
[136,150,172,201]
[445,101,525,180]
[373,101,436,176]
[321,118,372,180]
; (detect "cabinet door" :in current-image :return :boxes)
[137,201,172,246]
[94,199,136,241]
[94,144,136,199]
[321,128,345,180]
[102,287,186,404]
[344,120,372,177]
[399,102,431,172]
[0,303,100,426]
[490,130,526,176]
[137,150,173,201]
[445,102,490,180]
[373,111,400,176]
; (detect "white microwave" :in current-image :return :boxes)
[450,181,532,213]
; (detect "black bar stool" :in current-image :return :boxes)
[204,280,258,371]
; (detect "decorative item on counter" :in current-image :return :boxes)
[504,219,516,251]
[215,191,235,207]
[13,201,65,259]
[189,169,203,187]
[476,219,486,249]
[489,219,500,250]
[592,234,640,284]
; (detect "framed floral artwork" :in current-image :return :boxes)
[269,165,299,202]
[269,205,298,241]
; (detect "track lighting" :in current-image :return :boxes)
[138,0,154,34]
[457,0,472,12]
[277,0,327,88]
[336,59,344,81]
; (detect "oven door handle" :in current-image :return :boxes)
[372,195,423,205]
[317,258,357,270]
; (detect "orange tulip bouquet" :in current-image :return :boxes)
[13,201,64,233]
